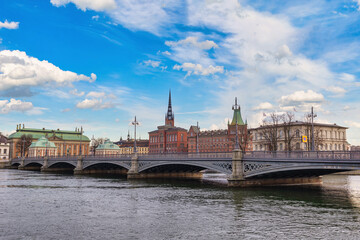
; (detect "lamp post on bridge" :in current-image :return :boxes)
[308,107,317,151]
[232,97,240,150]
[132,116,139,155]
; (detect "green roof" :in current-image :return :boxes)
[8,128,90,142]
[230,109,245,125]
[29,137,56,148]
[97,139,120,150]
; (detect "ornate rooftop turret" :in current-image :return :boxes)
[230,97,245,125]
[165,89,175,126]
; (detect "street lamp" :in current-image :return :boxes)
[79,126,83,156]
[132,116,139,154]
[232,97,240,150]
[308,107,317,151]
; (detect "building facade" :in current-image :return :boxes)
[8,125,91,159]
[149,91,187,154]
[250,121,349,151]
[115,135,149,155]
[0,135,9,161]
[188,98,252,153]
[28,137,57,157]
[95,139,121,155]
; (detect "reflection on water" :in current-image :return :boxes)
[0,169,360,239]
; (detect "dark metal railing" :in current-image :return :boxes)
[244,151,360,160]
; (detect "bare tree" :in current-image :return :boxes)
[239,127,251,152]
[16,134,33,157]
[282,112,296,151]
[260,113,282,151]
[90,138,105,156]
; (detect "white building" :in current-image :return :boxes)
[250,121,350,151]
[0,135,9,161]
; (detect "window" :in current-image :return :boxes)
[181,134,183,141]
[279,143,283,151]
[296,129,300,138]
[4,149,7,154]
[296,143,300,150]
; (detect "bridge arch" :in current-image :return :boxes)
[48,162,76,169]
[83,162,130,171]
[244,164,354,179]
[139,161,231,174]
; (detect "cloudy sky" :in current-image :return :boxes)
[1,0,360,144]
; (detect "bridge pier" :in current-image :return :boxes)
[73,156,84,175]
[17,157,26,170]
[40,157,48,172]
[127,154,139,179]
[227,149,245,186]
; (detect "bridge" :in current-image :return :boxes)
[9,150,360,186]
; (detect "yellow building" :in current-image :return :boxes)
[115,138,149,155]
[8,125,90,159]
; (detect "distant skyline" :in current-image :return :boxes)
[1,0,360,144]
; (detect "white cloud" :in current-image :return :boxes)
[162,51,171,56]
[253,102,274,110]
[326,86,347,95]
[173,63,224,76]
[76,98,113,110]
[355,0,360,11]
[165,36,218,50]
[143,60,161,68]
[0,50,96,92]
[87,91,106,98]
[92,15,100,20]
[0,20,19,30]
[50,0,116,11]
[108,1,181,35]
[0,98,33,114]
[70,88,85,97]
[339,73,355,82]
[280,90,324,106]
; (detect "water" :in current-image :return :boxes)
[1,170,360,240]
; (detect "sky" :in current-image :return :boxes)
[1,0,360,144]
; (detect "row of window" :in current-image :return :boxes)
[254,129,346,140]
[254,142,346,151]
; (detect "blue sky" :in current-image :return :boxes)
[1,0,360,144]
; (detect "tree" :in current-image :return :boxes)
[282,112,296,151]
[260,113,282,151]
[90,138,105,156]
[16,134,33,157]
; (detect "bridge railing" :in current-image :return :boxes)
[140,152,232,160]
[244,151,360,160]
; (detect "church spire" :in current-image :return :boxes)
[165,89,175,126]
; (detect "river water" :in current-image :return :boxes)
[1,169,360,240]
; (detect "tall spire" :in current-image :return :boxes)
[165,89,175,126]
[231,97,245,125]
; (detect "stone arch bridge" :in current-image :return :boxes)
[9,151,360,186]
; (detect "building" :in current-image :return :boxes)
[149,91,188,153]
[250,121,349,151]
[115,134,149,155]
[0,134,10,161]
[7,125,91,159]
[95,139,121,155]
[188,98,251,153]
[28,137,57,157]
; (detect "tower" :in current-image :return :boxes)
[165,90,175,126]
